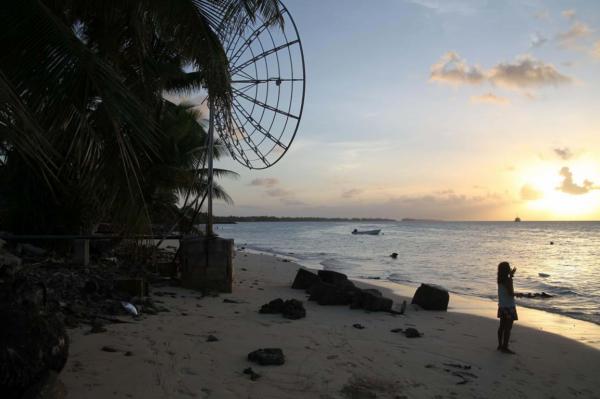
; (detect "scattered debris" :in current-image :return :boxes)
[404,327,422,338]
[120,301,138,316]
[101,346,119,353]
[247,348,285,366]
[243,367,261,381]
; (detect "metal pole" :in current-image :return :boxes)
[206,99,215,236]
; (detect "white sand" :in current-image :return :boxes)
[61,252,600,398]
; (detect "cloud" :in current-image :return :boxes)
[592,41,600,58]
[280,198,306,206]
[520,184,543,201]
[489,56,571,89]
[266,188,293,197]
[557,167,597,195]
[553,147,573,160]
[562,9,576,20]
[430,53,571,90]
[342,189,363,199]
[429,52,486,86]
[406,0,481,15]
[530,32,548,48]
[249,176,303,204]
[249,177,279,187]
[470,93,510,105]
[557,21,592,48]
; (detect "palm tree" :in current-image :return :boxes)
[0,0,282,234]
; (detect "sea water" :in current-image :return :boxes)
[217,221,600,325]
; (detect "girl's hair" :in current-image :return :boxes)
[497,261,511,284]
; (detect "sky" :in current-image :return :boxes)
[210,0,600,221]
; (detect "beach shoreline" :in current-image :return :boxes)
[244,245,600,348]
[60,251,600,398]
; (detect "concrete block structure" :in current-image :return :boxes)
[180,236,233,293]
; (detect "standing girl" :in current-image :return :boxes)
[497,261,518,354]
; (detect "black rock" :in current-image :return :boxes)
[411,283,449,311]
[351,289,393,312]
[390,253,398,259]
[404,328,421,338]
[308,280,358,306]
[259,298,285,314]
[281,299,306,320]
[291,268,319,290]
[206,335,219,342]
[352,323,365,329]
[247,348,285,366]
[317,270,348,285]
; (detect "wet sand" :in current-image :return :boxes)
[61,252,600,398]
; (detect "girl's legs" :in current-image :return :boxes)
[497,319,505,350]
[501,319,515,353]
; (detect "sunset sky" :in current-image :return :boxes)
[212,0,600,221]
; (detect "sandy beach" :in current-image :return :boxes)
[61,252,600,399]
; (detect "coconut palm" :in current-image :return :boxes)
[0,0,282,234]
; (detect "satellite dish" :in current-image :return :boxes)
[204,1,306,235]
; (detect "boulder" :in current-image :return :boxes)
[308,280,358,306]
[404,327,422,338]
[411,283,449,311]
[259,298,285,314]
[351,289,393,312]
[291,268,318,290]
[247,348,285,365]
[281,299,306,319]
[317,270,348,285]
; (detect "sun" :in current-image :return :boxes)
[519,160,600,219]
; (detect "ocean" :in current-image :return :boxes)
[216,221,600,325]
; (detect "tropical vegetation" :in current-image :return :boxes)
[0,0,282,235]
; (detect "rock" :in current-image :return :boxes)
[206,335,219,342]
[317,270,348,285]
[411,284,449,311]
[390,252,398,259]
[101,346,118,352]
[243,367,261,381]
[308,280,358,306]
[404,328,421,338]
[353,323,365,329]
[223,298,241,304]
[291,268,319,290]
[351,289,393,312]
[281,299,306,319]
[538,273,550,278]
[259,298,285,314]
[247,348,285,366]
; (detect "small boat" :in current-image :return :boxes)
[352,229,381,235]
[514,217,521,222]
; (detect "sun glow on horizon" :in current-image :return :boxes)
[520,160,600,219]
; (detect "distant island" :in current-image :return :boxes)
[207,216,397,223]
[401,218,444,222]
